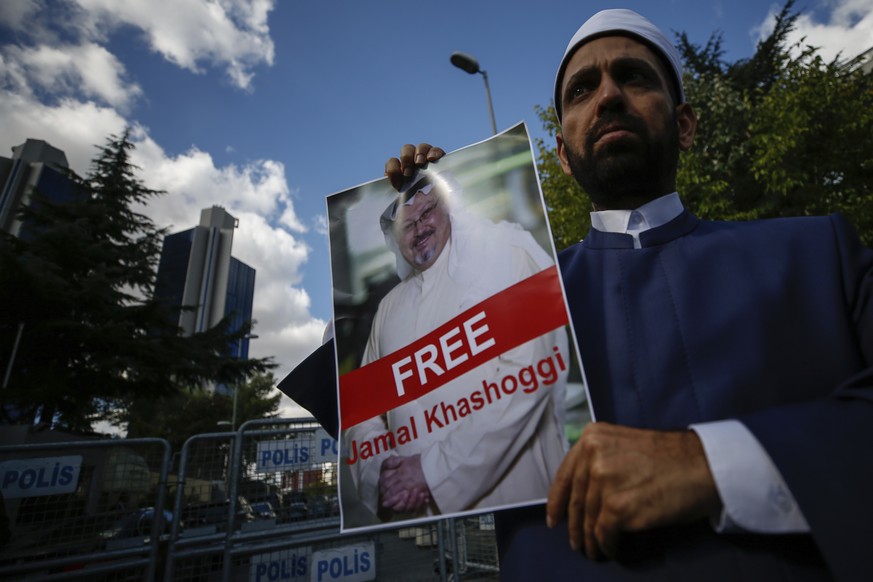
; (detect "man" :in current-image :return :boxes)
[344,169,569,523]
[385,9,873,580]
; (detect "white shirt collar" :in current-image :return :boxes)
[590,192,684,248]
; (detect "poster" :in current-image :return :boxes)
[328,122,589,532]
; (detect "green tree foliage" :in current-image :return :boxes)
[745,47,873,235]
[125,372,282,452]
[677,0,873,239]
[0,132,274,431]
[538,0,873,249]
[535,104,592,251]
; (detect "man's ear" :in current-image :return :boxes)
[676,103,697,151]
[556,134,574,176]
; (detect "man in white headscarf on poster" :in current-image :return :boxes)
[344,169,570,522]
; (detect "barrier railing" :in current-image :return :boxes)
[1,419,498,581]
[0,436,171,581]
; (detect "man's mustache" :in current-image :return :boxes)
[412,228,435,248]
[585,113,648,150]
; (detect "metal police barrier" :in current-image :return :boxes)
[164,417,500,581]
[0,419,499,580]
[165,418,351,582]
[443,516,500,580]
[0,435,172,581]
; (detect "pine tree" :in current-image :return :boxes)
[0,131,274,431]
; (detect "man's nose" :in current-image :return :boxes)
[412,216,427,235]
[595,76,625,115]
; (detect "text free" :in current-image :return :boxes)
[391,310,496,397]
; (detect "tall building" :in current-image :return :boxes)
[154,207,256,362]
[0,139,74,237]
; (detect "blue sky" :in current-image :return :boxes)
[2,0,871,417]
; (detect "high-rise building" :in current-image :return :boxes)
[0,139,74,237]
[154,207,256,361]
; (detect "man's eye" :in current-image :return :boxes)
[568,84,591,100]
[624,68,653,85]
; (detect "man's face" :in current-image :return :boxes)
[393,190,451,271]
[556,36,696,210]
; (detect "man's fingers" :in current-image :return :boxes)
[583,476,601,559]
[385,143,446,191]
[595,514,621,561]
[546,460,574,528]
[381,456,403,470]
[412,143,438,166]
[382,483,429,513]
[396,490,423,512]
[552,447,590,553]
[382,489,409,510]
[415,490,431,507]
[565,470,591,554]
[378,472,395,494]
[378,454,431,513]
[398,143,420,178]
[380,475,405,504]
[378,457,400,497]
[425,146,445,162]
[557,424,722,561]
[383,144,417,192]
[402,143,444,174]
[385,157,403,190]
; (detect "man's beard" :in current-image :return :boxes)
[564,111,680,210]
[410,227,437,266]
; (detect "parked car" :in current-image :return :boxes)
[249,501,276,521]
[307,495,338,519]
[181,497,254,531]
[279,492,308,523]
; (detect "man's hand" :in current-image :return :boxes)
[385,143,446,191]
[378,454,432,513]
[546,422,721,561]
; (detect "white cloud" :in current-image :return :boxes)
[755,0,873,62]
[313,214,328,236]
[232,214,326,420]
[0,90,127,171]
[227,211,325,380]
[2,1,275,91]
[129,138,306,234]
[2,42,141,109]
[0,1,41,30]
[73,0,275,90]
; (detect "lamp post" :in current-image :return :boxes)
[3,322,24,390]
[231,333,258,431]
[450,51,498,135]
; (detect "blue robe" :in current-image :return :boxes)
[498,212,873,581]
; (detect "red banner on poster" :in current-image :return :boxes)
[339,266,568,427]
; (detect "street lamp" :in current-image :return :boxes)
[450,51,497,135]
[231,333,258,431]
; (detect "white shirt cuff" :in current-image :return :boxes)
[690,419,810,534]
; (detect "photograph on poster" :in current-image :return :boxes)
[327,122,589,532]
